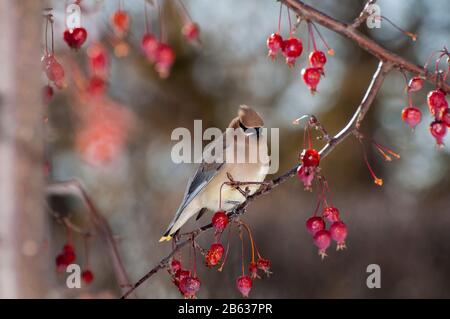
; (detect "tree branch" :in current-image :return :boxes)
[121,60,392,299]
[46,179,136,298]
[284,0,449,93]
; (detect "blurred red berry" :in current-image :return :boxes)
[236,275,252,297]
[55,253,68,272]
[330,221,348,250]
[205,243,224,267]
[179,276,201,298]
[266,33,284,59]
[87,76,107,95]
[282,36,303,66]
[323,206,340,222]
[182,22,200,42]
[141,34,159,63]
[313,229,331,258]
[407,76,423,92]
[429,120,447,145]
[306,216,325,235]
[81,269,94,284]
[212,211,229,232]
[155,43,175,78]
[309,50,327,68]
[111,10,130,37]
[87,43,109,77]
[401,106,422,128]
[301,148,320,167]
[42,85,54,104]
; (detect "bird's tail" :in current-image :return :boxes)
[159,204,200,242]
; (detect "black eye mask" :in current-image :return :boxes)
[239,121,261,138]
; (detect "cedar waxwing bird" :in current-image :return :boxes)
[160,105,269,241]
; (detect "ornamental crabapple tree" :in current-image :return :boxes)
[39,0,450,299]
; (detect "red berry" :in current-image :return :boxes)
[296,165,315,190]
[442,108,450,127]
[248,262,259,279]
[427,90,448,119]
[141,34,159,62]
[112,10,130,37]
[170,258,182,273]
[330,221,348,250]
[63,27,88,50]
[407,76,423,92]
[64,250,76,264]
[256,257,271,276]
[306,216,325,235]
[302,67,322,93]
[63,243,74,253]
[87,43,108,76]
[172,269,191,288]
[301,148,320,167]
[44,56,65,89]
[205,243,225,267]
[42,85,54,104]
[266,33,284,59]
[179,276,201,298]
[87,76,107,95]
[236,275,252,297]
[81,269,94,284]
[313,229,331,258]
[154,43,175,78]
[55,253,68,272]
[323,206,340,222]
[212,211,229,232]
[401,106,422,128]
[282,37,303,66]
[308,50,327,68]
[182,22,200,42]
[429,120,447,145]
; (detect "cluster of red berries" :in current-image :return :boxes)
[141,34,176,79]
[297,148,320,190]
[428,89,449,145]
[401,74,449,145]
[266,4,332,93]
[55,243,76,272]
[168,257,201,298]
[54,242,95,285]
[140,16,199,77]
[306,206,348,259]
[86,42,109,96]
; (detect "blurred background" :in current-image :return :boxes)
[0,0,449,298]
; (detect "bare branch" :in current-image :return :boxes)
[121,61,391,299]
[46,179,136,298]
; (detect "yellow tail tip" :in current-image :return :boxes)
[159,235,172,242]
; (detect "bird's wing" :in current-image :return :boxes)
[164,132,230,234]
